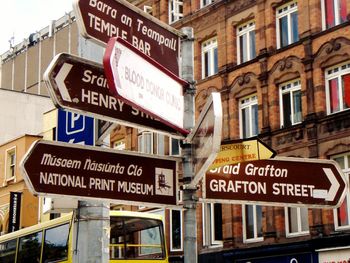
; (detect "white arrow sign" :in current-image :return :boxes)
[313,168,340,201]
[55,63,73,102]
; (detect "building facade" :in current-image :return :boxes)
[1,0,350,262]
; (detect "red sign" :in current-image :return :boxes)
[44,53,182,136]
[73,0,181,74]
[204,158,347,208]
[21,140,178,206]
[104,37,189,135]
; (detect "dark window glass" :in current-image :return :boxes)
[245,205,254,239]
[214,203,222,241]
[204,52,209,78]
[342,73,350,109]
[0,240,17,263]
[17,231,43,263]
[291,11,299,43]
[42,223,70,263]
[214,48,218,74]
[279,16,289,47]
[283,92,292,127]
[252,104,258,136]
[171,210,181,249]
[249,30,256,59]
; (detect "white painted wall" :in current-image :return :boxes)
[0,89,54,145]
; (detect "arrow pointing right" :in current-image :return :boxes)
[313,168,340,201]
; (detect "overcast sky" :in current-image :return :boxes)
[0,0,73,55]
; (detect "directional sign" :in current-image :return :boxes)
[104,37,188,134]
[204,157,347,208]
[57,109,95,145]
[208,138,276,170]
[186,92,222,186]
[73,0,181,74]
[20,140,178,207]
[44,53,183,137]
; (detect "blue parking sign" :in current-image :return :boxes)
[57,109,94,145]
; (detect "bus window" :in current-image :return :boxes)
[110,216,165,260]
[42,223,70,263]
[0,239,17,263]
[17,231,43,263]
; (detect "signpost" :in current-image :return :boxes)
[73,0,181,74]
[44,53,183,137]
[21,140,178,207]
[186,92,222,187]
[208,138,276,170]
[103,37,188,134]
[204,157,347,208]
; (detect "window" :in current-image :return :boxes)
[201,0,213,8]
[239,95,258,138]
[170,209,183,251]
[0,239,17,262]
[138,131,153,154]
[285,207,309,237]
[170,138,180,156]
[333,153,350,229]
[42,224,69,262]
[17,231,43,263]
[237,21,256,64]
[321,0,347,29]
[143,5,153,15]
[155,134,165,155]
[242,205,263,243]
[325,61,350,114]
[279,79,302,127]
[169,0,183,24]
[202,203,222,247]
[201,38,218,79]
[5,147,16,182]
[114,139,126,150]
[276,1,299,48]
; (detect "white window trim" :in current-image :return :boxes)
[325,61,350,115]
[320,0,345,30]
[200,0,213,8]
[143,5,152,15]
[239,94,258,138]
[201,38,218,79]
[332,153,350,230]
[169,0,183,24]
[279,79,302,127]
[5,146,16,184]
[276,1,298,49]
[170,209,183,252]
[284,207,310,237]
[202,203,223,247]
[242,205,264,243]
[137,130,153,154]
[236,21,256,64]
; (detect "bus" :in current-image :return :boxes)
[0,210,168,263]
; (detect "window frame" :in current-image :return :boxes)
[169,209,183,252]
[276,1,299,49]
[332,152,350,230]
[279,79,302,128]
[242,204,263,243]
[202,203,223,247]
[200,0,213,8]
[321,0,348,30]
[5,146,16,183]
[325,61,350,115]
[284,207,309,237]
[239,94,258,139]
[201,38,218,79]
[169,0,183,24]
[137,130,153,154]
[236,21,256,64]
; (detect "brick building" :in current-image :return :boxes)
[1,0,350,262]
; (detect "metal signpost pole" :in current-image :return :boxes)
[74,37,109,263]
[180,27,198,263]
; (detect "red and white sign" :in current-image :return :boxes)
[104,37,188,134]
[204,157,347,208]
